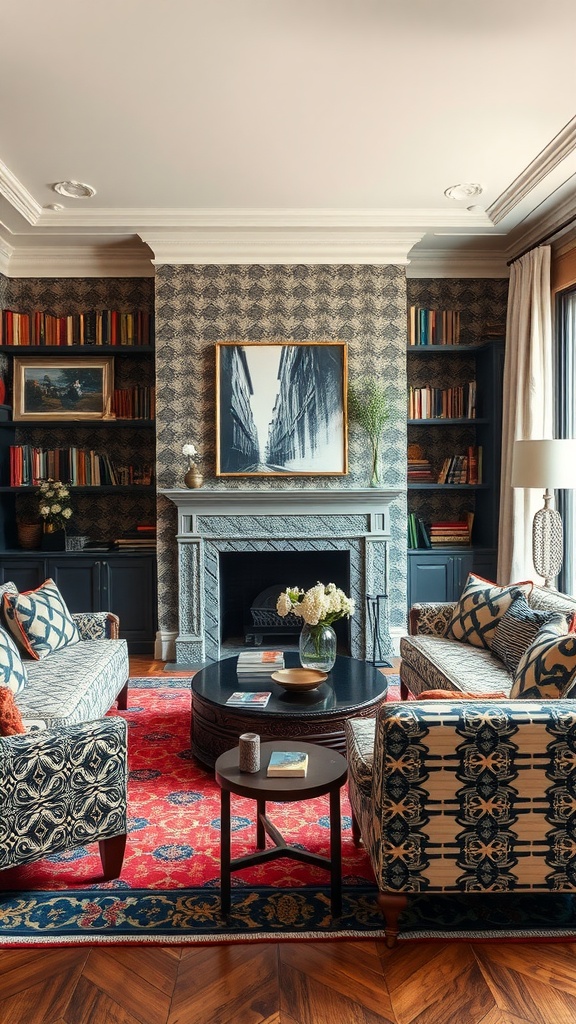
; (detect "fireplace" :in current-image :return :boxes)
[161,487,402,665]
[219,549,351,652]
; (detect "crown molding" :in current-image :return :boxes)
[505,190,576,262]
[140,228,427,266]
[4,244,154,278]
[406,248,510,278]
[0,230,14,277]
[0,159,42,225]
[36,206,494,230]
[487,116,576,226]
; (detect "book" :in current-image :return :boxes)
[267,750,309,777]
[237,650,285,676]
[225,691,271,707]
[237,650,284,665]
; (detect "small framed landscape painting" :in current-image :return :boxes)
[215,341,348,477]
[12,357,115,422]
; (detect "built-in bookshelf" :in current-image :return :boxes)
[0,302,157,652]
[406,338,504,604]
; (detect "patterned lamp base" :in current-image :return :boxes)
[532,492,563,588]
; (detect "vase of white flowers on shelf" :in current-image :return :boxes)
[182,442,204,489]
[37,479,73,550]
[276,582,355,672]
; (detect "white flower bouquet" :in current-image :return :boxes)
[277,582,355,628]
[182,442,202,468]
[36,479,73,530]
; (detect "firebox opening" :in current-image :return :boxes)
[219,550,351,653]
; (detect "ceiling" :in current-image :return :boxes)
[2,0,576,277]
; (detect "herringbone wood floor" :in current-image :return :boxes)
[3,659,576,1024]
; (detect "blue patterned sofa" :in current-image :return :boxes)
[346,698,576,945]
[15,609,129,731]
[399,584,576,700]
[0,582,130,878]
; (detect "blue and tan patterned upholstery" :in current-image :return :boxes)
[347,697,576,944]
[446,574,533,649]
[0,717,127,877]
[400,585,576,700]
[511,621,576,699]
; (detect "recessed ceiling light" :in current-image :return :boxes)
[444,183,483,201]
[53,180,96,199]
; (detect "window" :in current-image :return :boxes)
[556,286,576,594]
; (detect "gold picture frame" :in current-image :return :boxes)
[12,356,115,422]
[216,341,348,477]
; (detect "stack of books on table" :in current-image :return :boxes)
[236,650,285,680]
[113,524,157,551]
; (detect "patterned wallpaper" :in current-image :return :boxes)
[0,270,509,646]
[154,264,409,635]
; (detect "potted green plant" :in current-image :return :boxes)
[348,380,389,487]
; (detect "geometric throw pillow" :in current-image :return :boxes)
[446,573,534,650]
[2,578,80,660]
[491,593,562,673]
[0,685,26,735]
[0,626,28,693]
[510,617,576,699]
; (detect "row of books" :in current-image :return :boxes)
[408,382,476,420]
[0,310,154,347]
[112,386,156,421]
[437,447,483,484]
[408,307,461,346]
[408,512,475,548]
[9,444,155,487]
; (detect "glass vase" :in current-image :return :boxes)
[369,443,381,488]
[299,622,337,672]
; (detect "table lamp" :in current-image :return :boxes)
[511,438,576,588]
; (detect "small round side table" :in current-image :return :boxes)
[215,739,348,919]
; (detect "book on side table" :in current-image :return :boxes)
[267,750,309,777]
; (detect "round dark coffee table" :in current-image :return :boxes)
[215,739,348,919]
[191,652,387,768]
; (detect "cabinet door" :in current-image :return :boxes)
[104,556,157,654]
[408,553,454,605]
[0,558,46,593]
[47,558,101,612]
[450,553,476,598]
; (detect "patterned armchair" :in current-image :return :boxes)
[346,698,576,945]
[0,717,127,878]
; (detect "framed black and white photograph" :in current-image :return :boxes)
[13,356,114,421]
[215,341,348,477]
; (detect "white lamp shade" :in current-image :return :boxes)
[512,439,576,489]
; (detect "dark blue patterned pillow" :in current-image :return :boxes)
[3,579,80,660]
[491,594,562,673]
[511,618,576,698]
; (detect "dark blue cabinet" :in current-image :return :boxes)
[0,552,157,654]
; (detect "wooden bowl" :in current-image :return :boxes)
[271,668,328,691]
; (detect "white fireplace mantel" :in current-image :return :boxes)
[160,486,402,525]
[160,487,403,665]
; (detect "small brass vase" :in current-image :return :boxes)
[184,463,204,489]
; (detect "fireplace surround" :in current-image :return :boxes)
[161,487,402,665]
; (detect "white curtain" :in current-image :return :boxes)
[497,245,553,584]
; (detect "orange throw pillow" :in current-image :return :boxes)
[0,685,26,735]
[419,689,507,700]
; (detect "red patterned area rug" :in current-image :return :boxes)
[3,677,576,946]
